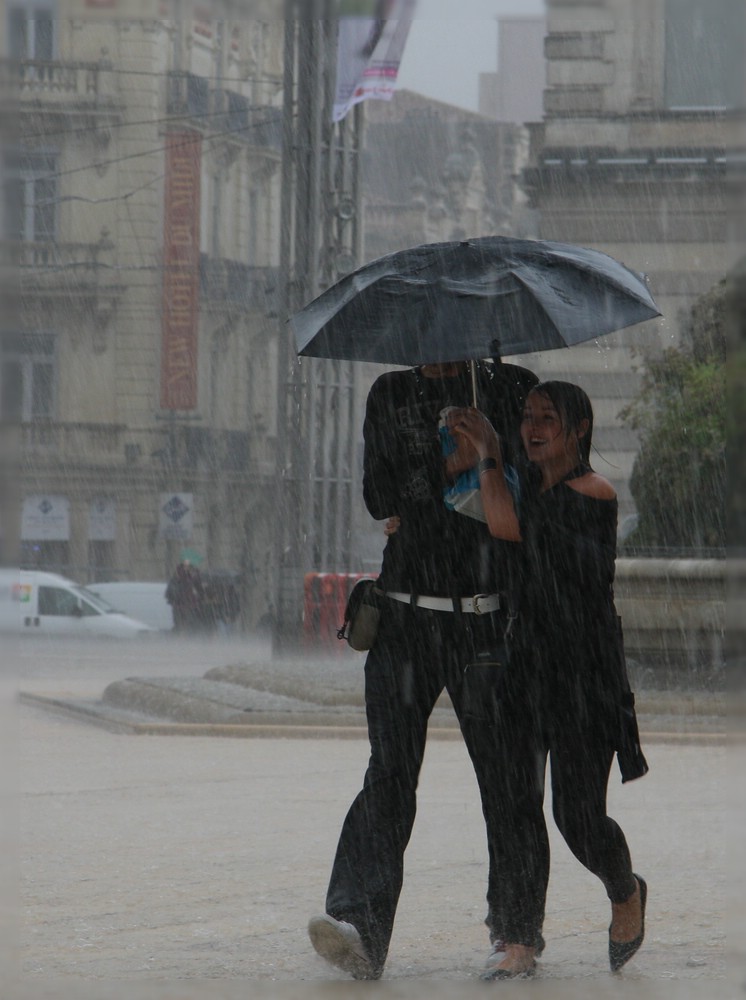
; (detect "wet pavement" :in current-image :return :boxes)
[6,635,741,999]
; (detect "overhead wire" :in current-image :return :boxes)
[28,108,285,186]
[94,65,283,86]
[11,56,288,279]
[18,98,283,144]
[30,97,291,207]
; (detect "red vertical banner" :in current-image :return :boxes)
[161,131,202,411]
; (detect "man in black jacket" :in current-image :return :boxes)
[308,359,538,979]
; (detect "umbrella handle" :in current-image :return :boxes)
[470,361,478,407]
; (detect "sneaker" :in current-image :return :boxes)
[482,940,507,976]
[481,944,537,981]
[308,914,379,980]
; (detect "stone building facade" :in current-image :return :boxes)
[2,0,284,625]
[478,15,546,126]
[6,0,734,633]
[521,0,741,516]
[363,88,538,255]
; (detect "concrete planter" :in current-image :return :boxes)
[614,559,725,685]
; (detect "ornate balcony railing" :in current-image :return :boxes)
[21,422,126,460]
[199,255,279,315]
[20,422,277,480]
[0,58,118,105]
[166,72,282,152]
[13,240,110,271]
[7,239,123,305]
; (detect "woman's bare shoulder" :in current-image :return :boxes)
[566,471,617,501]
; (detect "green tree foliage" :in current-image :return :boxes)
[727,261,746,550]
[620,279,727,550]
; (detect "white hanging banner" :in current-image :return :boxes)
[22,495,71,541]
[88,497,118,542]
[333,0,417,123]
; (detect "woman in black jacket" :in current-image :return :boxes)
[450,381,649,979]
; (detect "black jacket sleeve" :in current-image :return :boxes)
[362,374,400,520]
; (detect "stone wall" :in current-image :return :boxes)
[614,559,725,686]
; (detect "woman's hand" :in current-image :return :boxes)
[448,409,520,542]
[383,515,400,536]
[448,407,502,462]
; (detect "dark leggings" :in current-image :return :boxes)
[489,701,637,946]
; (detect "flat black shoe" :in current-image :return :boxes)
[609,875,647,972]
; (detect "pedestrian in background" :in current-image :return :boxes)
[165,558,205,632]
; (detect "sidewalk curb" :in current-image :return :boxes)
[18,691,730,744]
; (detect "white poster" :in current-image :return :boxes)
[333,0,417,123]
[22,495,71,541]
[88,497,117,542]
[158,492,193,541]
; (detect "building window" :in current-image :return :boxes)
[186,72,209,116]
[3,150,57,243]
[1,332,56,422]
[88,541,116,583]
[21,540,69,573]
[545,32,605,60]
[7,1,56,61]
[211,172,221,258]
[665,0,743,110]
[226,89,249,131]
[247,186,259,264]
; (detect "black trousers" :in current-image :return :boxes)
[488,694,638,946]
[324,597,509,973]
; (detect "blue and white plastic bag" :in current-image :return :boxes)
[439,407,520,523]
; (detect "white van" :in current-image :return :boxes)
[87,581,173,632]
[0,569,156,638]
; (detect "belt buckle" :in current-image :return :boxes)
[472,593,488,616]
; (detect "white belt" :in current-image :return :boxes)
[385,591,500,615]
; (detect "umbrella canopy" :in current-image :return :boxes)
[291,236,661,366]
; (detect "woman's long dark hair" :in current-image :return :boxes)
[530,380,594,464]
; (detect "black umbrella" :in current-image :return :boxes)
[291,236,661,368]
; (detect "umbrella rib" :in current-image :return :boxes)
[507,264,658,346]
[506,270,568,347]
[543,246,657,307]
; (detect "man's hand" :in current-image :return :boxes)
[443,407,483,479]
[448,407,502,462]
[384,516,401,536]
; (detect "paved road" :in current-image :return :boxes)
[8,633,274,694]
[6,692,742,1000]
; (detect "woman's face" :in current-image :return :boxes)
[520,391,571,464]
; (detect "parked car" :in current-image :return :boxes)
[0,570,156,638]
[87,581,173,632]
